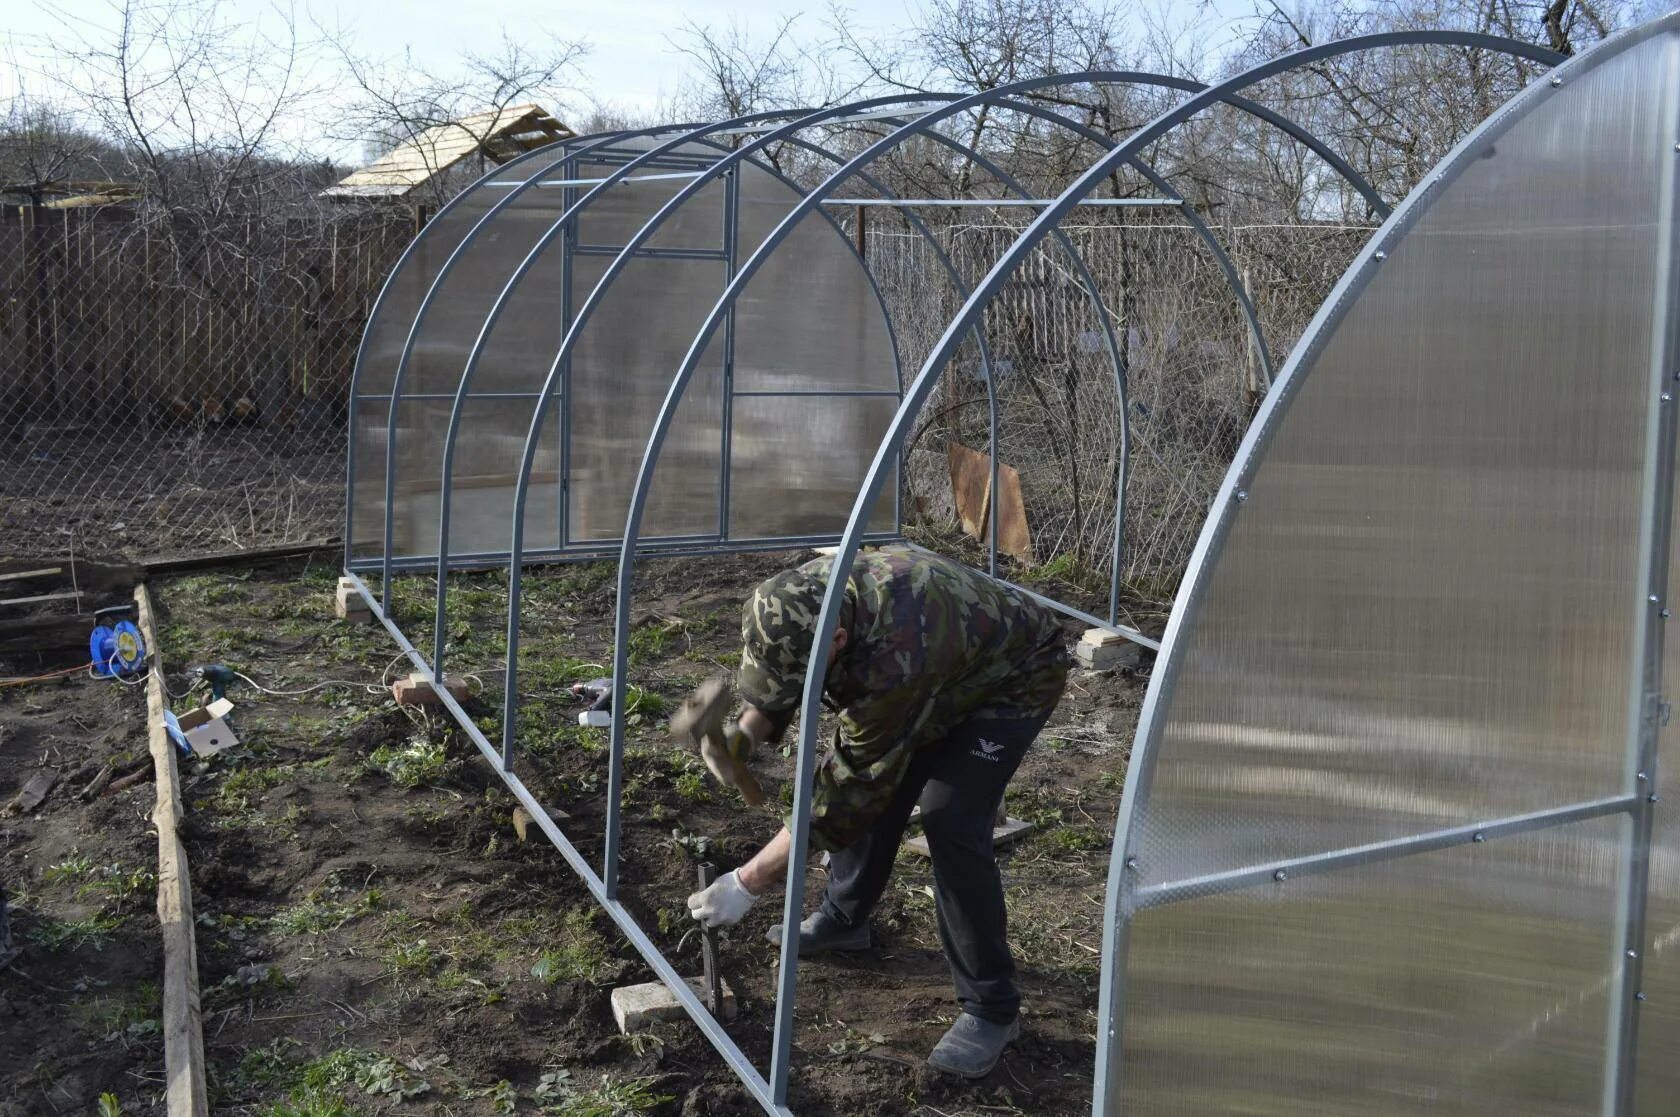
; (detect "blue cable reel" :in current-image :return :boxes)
[89,605,147,678]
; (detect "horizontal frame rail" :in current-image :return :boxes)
[340,571,794,1117]
[348,532,905,575]
[822,197,1182,208]
[482,172,708,187]
[1133,793,1640,911]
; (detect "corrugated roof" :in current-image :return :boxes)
[320,104,573,200]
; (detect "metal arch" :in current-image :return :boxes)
[343,132,611,567]
[677,30,1562,1109]
[372,122,722,607]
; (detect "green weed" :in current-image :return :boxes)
[529,908,612,985]
[364,735,455,790]
[270,890,380,936]
[537,1072,671,1117]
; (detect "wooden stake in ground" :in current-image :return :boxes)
[134,583,209,1117]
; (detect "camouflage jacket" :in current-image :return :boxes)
[737,545,1069,851]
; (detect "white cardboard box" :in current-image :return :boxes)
[167,698,240,757]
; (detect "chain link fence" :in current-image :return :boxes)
[0,199,1368,602]
[866,215,1373,604]
[0,203,409,559]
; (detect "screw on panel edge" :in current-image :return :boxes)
[1637,991,1648,1002]
[1235,490,1249,504]
[1124,856,1138,870]
[1472,831,1486,843]
[1272,869,1287,883]
[1629,949,1640,959]
[1550,76,1564,87]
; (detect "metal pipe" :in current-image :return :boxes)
[1136,794,1639,909]
[338,570,794,1117]
[819,196,1183,207]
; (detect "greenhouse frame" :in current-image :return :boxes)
[342,15,1680,1115]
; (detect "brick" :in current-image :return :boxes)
[1074,630,1142,671]
[391,672,470,706]
[334,578,373,624]
[611,977,737,1033]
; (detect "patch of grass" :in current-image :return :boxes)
[218,765,293,812]
[627,620,683,664]
[529,907,612,985]
[623,686,666,722]
[1026,552,1106,595]
[383,937,439,978]
[364,735,456,790]
[271,889,381,936]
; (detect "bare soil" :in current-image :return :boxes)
[1,541,1149,1116]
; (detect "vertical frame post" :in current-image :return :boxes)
[720,167,740,540]
[1609,30,1680,1114]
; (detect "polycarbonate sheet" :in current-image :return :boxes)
[383,396,560,561]
[1130,31,1680,888]
[570,157,725,251]
[1637,427,1680,1113]
[1120,817,1626,1115]
[733,177,897,393]
[728,396,897,538]
[567,255,726,541]
[350,151,578,561]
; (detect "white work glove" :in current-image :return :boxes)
[687,869,758,928]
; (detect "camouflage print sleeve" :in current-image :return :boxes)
[798,675,939,852]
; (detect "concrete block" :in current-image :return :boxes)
[611,976,737,1033]
[904,816,1036,858]
[1075,628,1142,671]
[334,578,373,624]
[391,672,470,706]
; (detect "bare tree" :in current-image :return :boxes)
[325,25,590,209]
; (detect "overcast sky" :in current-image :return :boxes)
[2,0,1258,156]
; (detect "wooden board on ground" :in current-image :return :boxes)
[135,583,210,1117]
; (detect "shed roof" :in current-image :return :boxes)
[321,103,573,200]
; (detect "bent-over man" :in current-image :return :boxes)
[684,544,1069,1077]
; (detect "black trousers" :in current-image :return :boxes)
[818,712,1053,1024]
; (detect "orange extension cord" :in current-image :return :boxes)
[0,662,97,689]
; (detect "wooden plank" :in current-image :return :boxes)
[139,537,341,576]
[0,590,81,609]
[0,567,62,584]
[134,583,209,1117]
[947,441,992,540]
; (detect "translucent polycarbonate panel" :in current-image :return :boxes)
[566,255,726,541]
[728,396,898,539]
[1637,428,1680,1113]
[1119,817,1626,1115]
[1130,32,1680,887]
[349,152,578,561]
[733,176,898,393]
[383,396,560,562]
[570,157,725,251]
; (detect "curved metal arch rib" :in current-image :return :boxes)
[640,30,1561,1108]
[343,132,618,566]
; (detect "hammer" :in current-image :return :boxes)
[671,678,765,806]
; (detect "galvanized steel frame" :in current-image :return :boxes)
[333,27,1592,1117]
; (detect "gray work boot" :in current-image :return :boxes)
[765,911,871,954]
[927,1013,1020,1079]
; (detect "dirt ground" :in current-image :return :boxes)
[0,538,1151,1116]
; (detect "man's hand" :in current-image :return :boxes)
[687,869,758,928]
[702,725,755,792]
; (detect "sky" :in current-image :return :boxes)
[1,0,1258,157]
